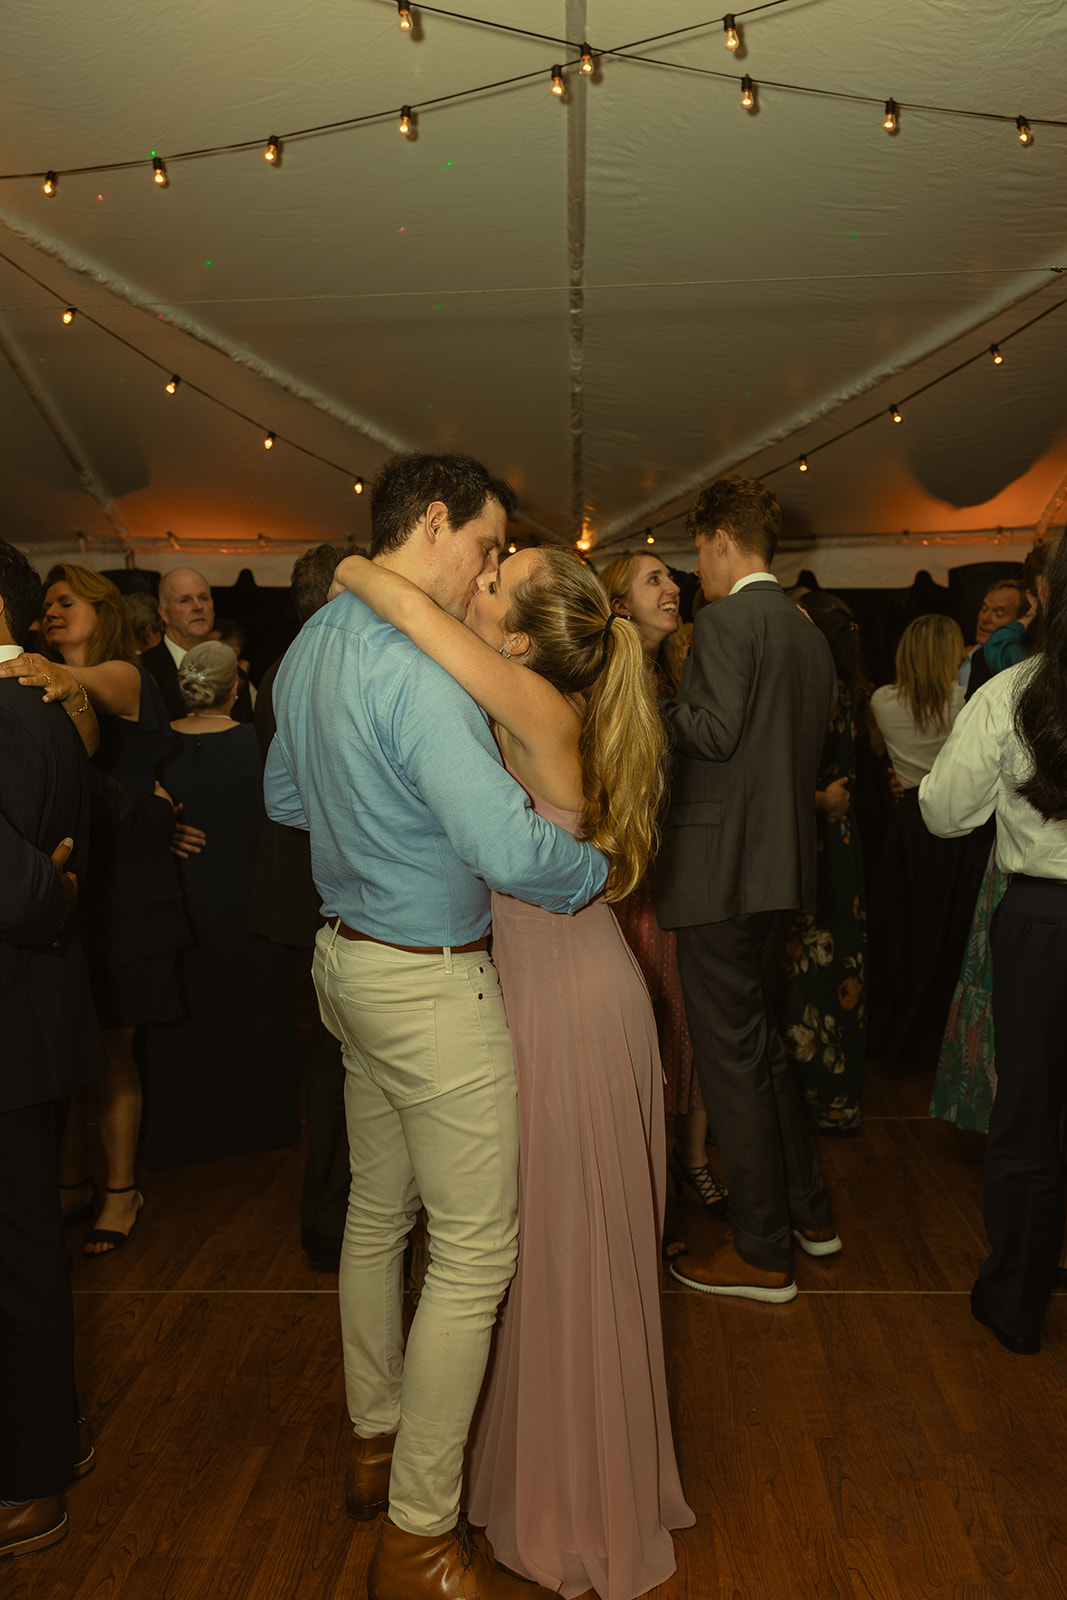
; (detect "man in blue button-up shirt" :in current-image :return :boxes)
[265,454,604,1598]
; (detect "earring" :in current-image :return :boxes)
[499,646,511,659]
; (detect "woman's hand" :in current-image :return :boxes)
[0,652,82,704]
[327,552,370,603]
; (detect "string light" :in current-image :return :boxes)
[264,135,281,163]
[1016,116,1033,145]
[165,375,181,394]
[579,43,594,75]
[645,529,655,544]
[152,157,167,186]
[890,404,903,424]
[740,76,754,109]
[42,171,57,196]
[723,15,740,51]
[264,431,276,450]
[551,65,565,97]
[990,344,1004,364]
[576,535,593,552]
[507,542,517,553]
[398,3,413,29]
[353,478,364,493]
[798,455,808,472]
[61,307,75,324]
[399,106,413,136]
[883,98,899,133]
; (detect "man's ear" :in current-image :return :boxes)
[423,501,450,545]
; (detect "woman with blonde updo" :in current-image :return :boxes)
[329,544,692,1600]
[140,643,299,1167]
[599,553,727,1228]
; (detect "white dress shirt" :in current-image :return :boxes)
[164,632,187,669]
[919,658,1067,881]
[729,571,779,596]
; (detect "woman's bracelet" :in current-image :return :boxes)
[66,680,91,716]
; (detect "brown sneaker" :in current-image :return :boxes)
[367,1514,558,1598]
[345,1431,396,1521]
[670,1239,797,1303]
[792,1224,843,1258]
[0,1495,68,1559]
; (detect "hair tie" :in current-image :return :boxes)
[602,613,616,647]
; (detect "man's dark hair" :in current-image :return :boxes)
[686,476,781,565]
[290,539,364,623]
[0,536,43,647]
[370,453,517,557]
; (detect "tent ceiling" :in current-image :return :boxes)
[3,0,1067,583]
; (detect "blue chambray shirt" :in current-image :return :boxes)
[264,591,607,945]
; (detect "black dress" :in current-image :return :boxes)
[140,724,299,1168]
[81,665,188,1029]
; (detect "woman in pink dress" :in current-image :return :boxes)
[331,544,693,1600]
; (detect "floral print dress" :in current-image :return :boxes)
[778,685,867,1130]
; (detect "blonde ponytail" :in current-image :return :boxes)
[504,548,665,899]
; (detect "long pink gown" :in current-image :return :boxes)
[465,787,694,1600]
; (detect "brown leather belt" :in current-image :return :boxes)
[332,918,488,956]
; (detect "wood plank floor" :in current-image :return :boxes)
[10,1057,1067,1600]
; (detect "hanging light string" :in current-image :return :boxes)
[0,246,368,491]
[4,0,1063,188]
[593,288,1067,551]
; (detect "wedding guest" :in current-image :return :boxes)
[920,532,1067,1354]
[599,552,726,1222]
[657,477,840,1306]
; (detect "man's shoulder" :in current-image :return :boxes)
[0,679,68,740]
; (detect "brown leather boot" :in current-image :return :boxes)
[367,1514,558,1598]
[0,1495,68,1559]
[345,1431,396,1520]
[669,1238,797,1303]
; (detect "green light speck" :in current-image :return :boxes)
[443,159,454,168]
[204,259,212,267]
[427,402,434,410]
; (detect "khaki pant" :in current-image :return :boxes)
[313,924,518,1536]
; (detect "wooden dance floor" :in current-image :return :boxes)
[12,1062,1067,1600]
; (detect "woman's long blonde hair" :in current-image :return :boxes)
[504,547,665,899]
[598,551,690,696]
[44,562,139,667]
[894,613,964,734]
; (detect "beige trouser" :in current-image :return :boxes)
[312,924,519,1537]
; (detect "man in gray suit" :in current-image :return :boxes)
[656,478,840,1303]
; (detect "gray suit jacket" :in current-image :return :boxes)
[655,580,836,929]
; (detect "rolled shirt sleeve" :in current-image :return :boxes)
[918,687,1000,839]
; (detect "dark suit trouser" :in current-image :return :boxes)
[0,1099,76,1499]
[300,1012,350,1251]
[978,875,1067,1343]
[677,912,832,1273]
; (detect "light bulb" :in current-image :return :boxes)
[890,404,903,424]
[399,106,413,136]
[579,44,594,75]
[507,542,517,554]
[740,76,754,109]
[883,98,898,133]
[723,15,740,50]
[551,65,565,97]
[152,157,167,185]
[264,431,275,450]
[991,345,1004,365]
[645,530,655,544]
[353,478,365,494]
[165,376,180,394]
[1016,116,1032,145]
[576,536,592,552]
[62,307,75,325]
[799,456,808,472]
[398,3,412,30]
[264,136,280,163]
[43,171,57,196]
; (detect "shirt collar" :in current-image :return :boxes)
[164,632,187,668]
[0,643,24,662]
[729,570,779,596]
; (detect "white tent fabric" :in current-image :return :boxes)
[3,0,1066,584]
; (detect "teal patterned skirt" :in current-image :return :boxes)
[929,853,1007,1133]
